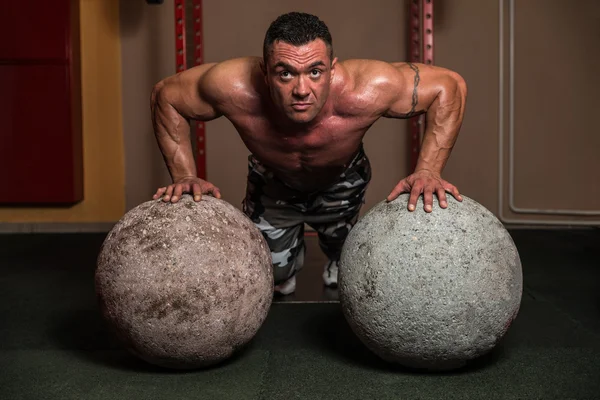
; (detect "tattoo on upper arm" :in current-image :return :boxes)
[406,62,420,118]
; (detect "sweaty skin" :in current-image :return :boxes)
[151,39,467,212]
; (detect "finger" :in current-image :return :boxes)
[386,180,410,202]
[202,184,220,199]
[445,183,463,202]
[153,187,166,200]
[171,184,187,203]
[423,187,434,213]
[210,186,222,199]
[192,183,202,201]
[437,187,449,209]
[407,184,423,212]
[163,185,175,202]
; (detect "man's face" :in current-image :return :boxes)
[263,39,337,124]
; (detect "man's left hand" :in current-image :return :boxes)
[386,169,462,212]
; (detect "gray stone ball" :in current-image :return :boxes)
[339,193,522,371]
[95,195,273,369]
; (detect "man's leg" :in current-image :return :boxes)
[306,147,372,287]
[310,216,359,288]
[255,217,305,294]
[242,155,307,295]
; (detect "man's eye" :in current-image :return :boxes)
[311,70,322,78]
[280,71,292,79]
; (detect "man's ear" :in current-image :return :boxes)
[260,59,269,85]
[260,59,266,75]
[330,57,338,82]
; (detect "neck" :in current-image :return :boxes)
[279,96,334,134]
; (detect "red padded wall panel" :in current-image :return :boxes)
[0,2,71,61]
[0,65,81,203]
[0,0,82,204]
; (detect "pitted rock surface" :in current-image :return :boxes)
[96,195,273,369]
[339,194,522,371]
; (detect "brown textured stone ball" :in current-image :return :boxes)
[95,195,273,369]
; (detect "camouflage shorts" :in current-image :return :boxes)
[242,146,371,284]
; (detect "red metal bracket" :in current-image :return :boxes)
[408,0,421,172]
[407,0,434,172]
[174,0,186,73]
[192,0,206,180]
[174,0,206,180]
[423,0,434,66]
[409,0,421,64]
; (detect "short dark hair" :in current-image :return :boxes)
[263,12,333,62]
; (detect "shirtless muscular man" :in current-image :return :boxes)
[150,12,467,295]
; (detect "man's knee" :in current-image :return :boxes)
[314,217,358,260]
[318,235,345,261]
[271,241,305,283]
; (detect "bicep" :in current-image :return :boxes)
[154,63,223,121]
[383,62,449,119]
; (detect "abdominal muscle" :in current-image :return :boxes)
[267,152,356,192]
[244,130,366,192]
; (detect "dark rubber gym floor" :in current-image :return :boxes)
[1,228,599,399]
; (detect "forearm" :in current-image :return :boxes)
[415,72,467,174]
[151,83,197,181]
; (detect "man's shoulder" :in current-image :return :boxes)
[338,59,402,87]
[203,57,262,89]
[202,57,265,112]
[333,60,404,117]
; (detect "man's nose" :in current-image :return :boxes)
[292,76,310,98]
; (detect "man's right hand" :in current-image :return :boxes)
[153,177,221,203]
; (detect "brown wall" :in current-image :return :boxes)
[120,1,174,212]
[433,0,500,213]
[119,0,600,226]
[504,0,600,224]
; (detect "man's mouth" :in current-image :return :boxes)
[291,103,312,111]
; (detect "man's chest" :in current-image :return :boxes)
[233,115,371,151]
